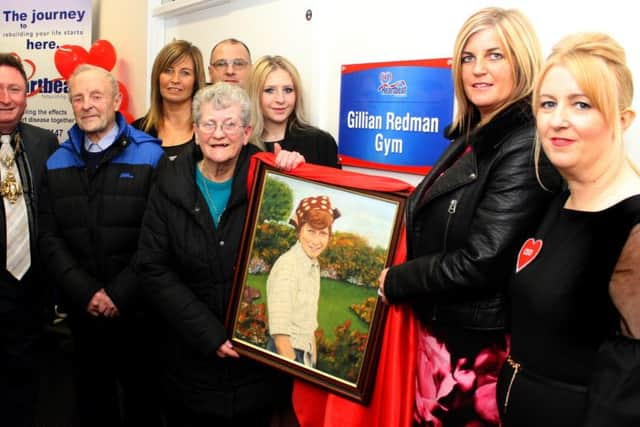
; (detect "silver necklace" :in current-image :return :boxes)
[199,162,224,224]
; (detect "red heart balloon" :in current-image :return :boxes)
[87,39,116,71]
[54,45,89,79]
[117,81,129,111]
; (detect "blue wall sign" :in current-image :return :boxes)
[339,58,454,175]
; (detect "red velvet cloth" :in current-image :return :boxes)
[247,153,419,427]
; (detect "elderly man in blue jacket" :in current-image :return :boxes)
[39,64,165,427]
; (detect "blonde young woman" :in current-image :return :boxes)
[133,40,206,160]
[248,55,340,168]
[378,8,560,425]
[498,32,640,427]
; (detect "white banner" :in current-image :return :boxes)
[1,0,92,141]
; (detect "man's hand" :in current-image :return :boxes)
[86,288,120,317]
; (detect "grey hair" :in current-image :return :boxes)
[68,63,120,101]
[192,82,251,126]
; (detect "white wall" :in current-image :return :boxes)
[155,0,314,111]
[95,0,149,120]
[110,0,640,182]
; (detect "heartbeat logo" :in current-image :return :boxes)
[377,72,407,96]
[10,52,67,97]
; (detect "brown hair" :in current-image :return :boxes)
[0,53,28,88]
[139,40,206,133]
[297,209,335,234]
[289,195,341,234]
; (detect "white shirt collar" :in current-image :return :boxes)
[84,123,120,153]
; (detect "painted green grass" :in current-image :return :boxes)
[246,273,376,340]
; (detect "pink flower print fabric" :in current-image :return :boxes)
[414,325,508,426]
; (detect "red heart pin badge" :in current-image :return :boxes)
[516,238,542,273]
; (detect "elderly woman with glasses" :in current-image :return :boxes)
[136,82,299,426]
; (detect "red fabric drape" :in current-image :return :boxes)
[247,153,419,427]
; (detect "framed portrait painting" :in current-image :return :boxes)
[227,162,406,403]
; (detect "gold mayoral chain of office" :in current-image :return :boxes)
[0,134,23,204]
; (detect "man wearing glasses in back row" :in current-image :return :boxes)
[208,38,252,89]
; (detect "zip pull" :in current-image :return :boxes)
[448,199,457,214]
[504,355,521,415]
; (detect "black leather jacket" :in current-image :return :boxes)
[385,100,560,330]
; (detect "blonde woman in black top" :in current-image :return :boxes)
[248,55,340,168]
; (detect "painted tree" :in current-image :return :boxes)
[321,232,386,287]
[258,177,293,223]
[252,222,296,268]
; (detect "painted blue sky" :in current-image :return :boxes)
[266,173,400,249]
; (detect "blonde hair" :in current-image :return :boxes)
[139,40,206,133]
[533,32,636,178]
[450,7,542,132]
[247,55,309,150]
[534,33,632,148]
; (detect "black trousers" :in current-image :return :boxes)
[69,312,164,427]
[161,374,299,427]
[164,403,271,427]
[0,310,40,427]
[0,273,46,427]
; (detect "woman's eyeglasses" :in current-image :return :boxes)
[197,120,244,135]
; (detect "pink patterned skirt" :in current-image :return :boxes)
[414,323,508,427]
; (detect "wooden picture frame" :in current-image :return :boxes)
[226,162,406,403]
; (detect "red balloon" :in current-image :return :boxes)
[87,39,117,71]
[120,110,134,124]
[54,45,88,79]
[117,81,129,111]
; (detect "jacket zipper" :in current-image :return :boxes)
[448,199,458,214]
[443,199,457,251]
[433,198,458,321]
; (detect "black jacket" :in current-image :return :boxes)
[135,143,290,417]
[264,125,340,168]
[0,122,58,318]
[385,100,560,330]
[39,114,165,313]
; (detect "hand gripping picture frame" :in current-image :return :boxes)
[226,159,407,403]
